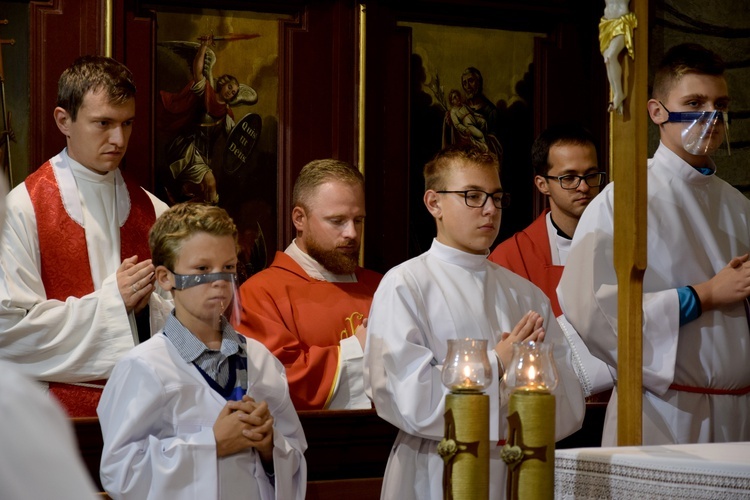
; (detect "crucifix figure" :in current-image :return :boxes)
[599,0,637,114]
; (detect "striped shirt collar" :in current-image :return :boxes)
[163,311,245,363]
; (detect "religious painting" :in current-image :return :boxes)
[401,22,545,253]
[155,8,291,282]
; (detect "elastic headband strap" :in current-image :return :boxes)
[172,272,236,290]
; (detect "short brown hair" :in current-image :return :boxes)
[423,144,499,191]
[652,43,725,101]
[149,202,238,271]
[292,159,364,211]
[57,55,136,121]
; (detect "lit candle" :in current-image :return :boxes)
[502,341,558,500]
[438,338,492,499]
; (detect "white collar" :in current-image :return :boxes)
[429,238,490,271]
[652,142,716,186]
[51,149,130,227]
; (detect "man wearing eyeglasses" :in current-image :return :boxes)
[489,123,614,401]
[364,144,585,499]
[559,44,750,446]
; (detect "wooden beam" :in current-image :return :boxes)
[611,0,648,446]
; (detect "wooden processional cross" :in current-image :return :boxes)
[611,0,648,446]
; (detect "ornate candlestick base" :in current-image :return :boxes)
[438,392,489,500]
[502,391,555,500]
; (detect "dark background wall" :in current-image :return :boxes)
[2,0,747,274]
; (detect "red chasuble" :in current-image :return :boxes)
[237,252,382,410]
[489,210,564,317]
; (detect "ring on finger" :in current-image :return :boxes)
[132,284,138,294]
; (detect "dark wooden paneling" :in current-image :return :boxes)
[278,1,359,248]
[30,0,103,173]
[116,0,157,190]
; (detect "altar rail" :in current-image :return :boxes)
[73,404,606,498]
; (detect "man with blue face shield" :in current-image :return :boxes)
[559,43,750,446]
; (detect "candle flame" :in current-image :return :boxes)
[528,365,537,380]
[463,365,471,378]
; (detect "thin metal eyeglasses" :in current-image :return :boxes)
[436,190,511,209]
[542,172,607,190]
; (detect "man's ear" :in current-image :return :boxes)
[647,99,666,125]
[53,107,72,137]
[155,265,174,292]
[424,190,442,219]
[292,206,306,232]
[534,175,551,196]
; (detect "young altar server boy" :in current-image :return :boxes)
[364,144,585,499]
[97,203,307,500]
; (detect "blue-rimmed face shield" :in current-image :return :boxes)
[660,101,730,157]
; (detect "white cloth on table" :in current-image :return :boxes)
[555,441,750,499]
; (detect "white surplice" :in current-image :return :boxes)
[0,363,100,499]
[546,213,614,397]
[558,142,750,445]
[0,149,171,383]
[98,334,307,500]
[364,239,585,500]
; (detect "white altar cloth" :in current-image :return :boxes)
[555,442,750,499]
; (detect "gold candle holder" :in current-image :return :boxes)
[438,338,492,500]
[501,341,558,500]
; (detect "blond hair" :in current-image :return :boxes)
[423,144,499,191]
[149,203,238,270]
[292,159,364,211]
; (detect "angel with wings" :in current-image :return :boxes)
[159,34,259,204]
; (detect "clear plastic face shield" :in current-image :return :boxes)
[172,271,242,327]
[660,101,730,157]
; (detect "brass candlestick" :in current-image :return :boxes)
[501,341,559,500]
[437,338,492,500]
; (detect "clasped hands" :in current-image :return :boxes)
[494,310,546,374]
[214,395,274,462]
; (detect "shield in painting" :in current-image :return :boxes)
[224,113,262,175]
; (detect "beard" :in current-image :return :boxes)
[305,235,359,275]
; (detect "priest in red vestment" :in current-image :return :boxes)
[237,159,382,410]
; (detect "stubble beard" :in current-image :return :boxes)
[305,236,359,275]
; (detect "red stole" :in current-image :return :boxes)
[25,160,156,417]
[489,210,564,316]
[24,160,155,301]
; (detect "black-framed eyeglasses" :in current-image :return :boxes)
[436,190,511,209]
[542,172,607,190]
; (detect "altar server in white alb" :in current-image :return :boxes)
[0,56,171,416]
[98,203,306,499]
[364,144,585,499]
[559,43,750,446]
[0,176,99,500]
